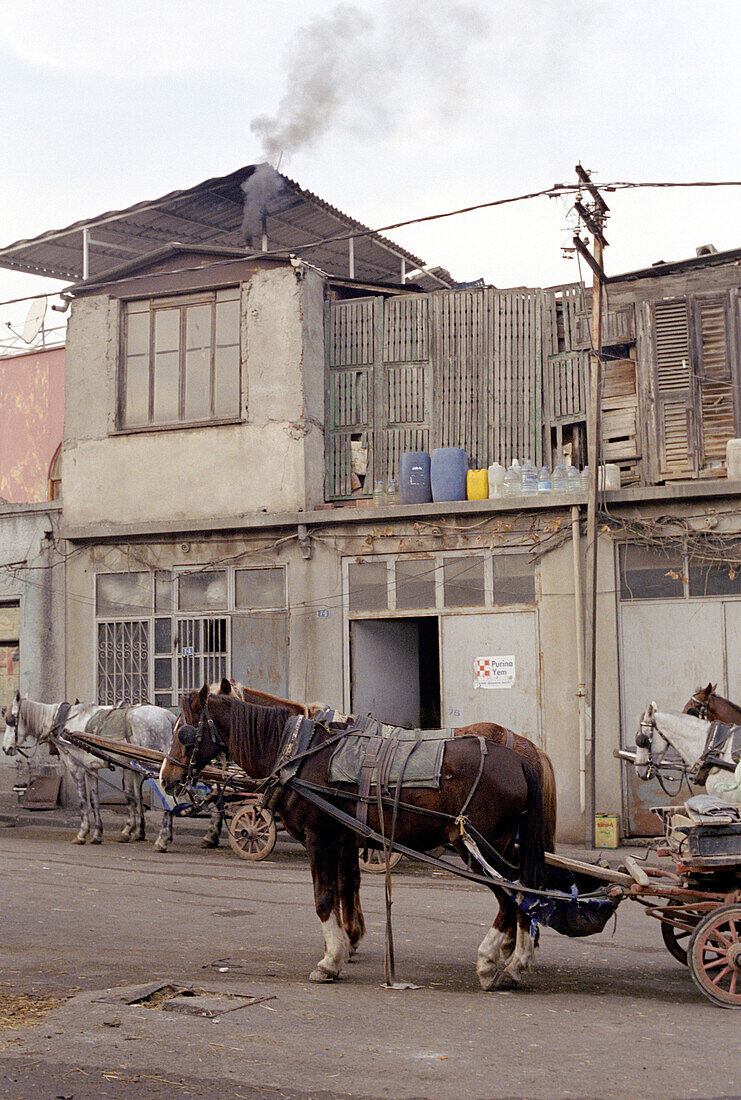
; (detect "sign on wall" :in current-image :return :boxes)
[474,655,516,689]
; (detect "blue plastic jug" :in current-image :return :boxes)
[399,451,432,504]
[430,448,468,502]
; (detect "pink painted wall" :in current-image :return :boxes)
[0,347,65,503]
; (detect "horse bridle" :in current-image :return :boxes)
[687,691,710,720]
[4,698,21,732]
[179,699,230,788]
[635,713,690,796]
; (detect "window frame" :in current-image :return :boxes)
[95,565,288,706]
[344,549,538,619]
[117,288,242,432]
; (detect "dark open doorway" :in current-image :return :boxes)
[350,616,440,728]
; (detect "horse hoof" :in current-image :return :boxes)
[116,832,131,843]
[494,972,520,991]
[309,967,337,983]
[71,835,87,845]
[153,840,168,853]
[90,835,103,845]
[200,837,218,849]
[132,833,145,842]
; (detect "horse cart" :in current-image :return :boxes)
[55,728,398,869]
[55,728,278,860]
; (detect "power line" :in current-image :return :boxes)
[4,176,741,308]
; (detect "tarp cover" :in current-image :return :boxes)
[85,707,133,743]
[329,721,452,790]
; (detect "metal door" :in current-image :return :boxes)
[351,619,420,727]
[440,612,541,740]
[618,600,725,834]
[231,612,288,698]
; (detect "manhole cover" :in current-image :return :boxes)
[97,982,274,1018]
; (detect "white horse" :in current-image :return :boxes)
[1,692,221,850]
[634,702,741,804]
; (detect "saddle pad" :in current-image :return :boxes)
[85,707,132,743]
[329,724,454,790]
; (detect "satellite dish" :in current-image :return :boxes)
[23,299,46,343]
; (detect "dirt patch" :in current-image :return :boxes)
[0,986,69,1030]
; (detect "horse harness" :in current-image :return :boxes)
[5,700,72,758]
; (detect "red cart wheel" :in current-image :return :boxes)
[359,847,403,874]
[688,904,741,1008]
[227,804,277,862]
[659,899,701,967]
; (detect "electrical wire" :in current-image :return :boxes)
[4,176,741,308]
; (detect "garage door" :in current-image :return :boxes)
[440,611,541,741]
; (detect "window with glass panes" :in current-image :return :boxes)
[346,550,536,614]
[119,288,241,429]
[95,566,286,706]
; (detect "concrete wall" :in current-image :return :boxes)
[0,503,65,795]
[62,263,326,528]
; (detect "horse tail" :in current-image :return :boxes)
[518,757,547,889]
[537,747,557,853]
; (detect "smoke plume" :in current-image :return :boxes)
[250,2,490,163]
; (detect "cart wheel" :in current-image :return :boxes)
[359,848,403,874]
[227,804,277,862]
[660,900,697,967]
[688,904,741,1008]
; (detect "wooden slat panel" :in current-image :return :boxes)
[383,295,429,363]
[654,300,691,392]
[547,352,587,421]
[328,298,375,367]
[660,400,694,477]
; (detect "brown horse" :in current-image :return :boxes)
[162,685,551,990]
[684,683,741,724]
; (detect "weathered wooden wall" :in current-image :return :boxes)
[325,287,549,499]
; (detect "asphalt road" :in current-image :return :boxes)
[0,818,739,1100]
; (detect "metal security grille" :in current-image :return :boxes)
[97,621,149,704]
[177,617,228,693]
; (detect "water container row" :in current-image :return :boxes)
[387,448,621,505]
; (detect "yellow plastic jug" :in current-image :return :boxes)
[466,469,489,500]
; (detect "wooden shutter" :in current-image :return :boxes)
[653,299,696,478]
[377,295,431,483]
[324,298,378,499]
[696,296,736,469]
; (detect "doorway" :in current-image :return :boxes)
[350,617,440,728]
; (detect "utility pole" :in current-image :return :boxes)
[573,164,608,849]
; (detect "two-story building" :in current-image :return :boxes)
[3,165,741,840]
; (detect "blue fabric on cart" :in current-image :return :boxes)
[329,719,451,790]
[509,864,622,938]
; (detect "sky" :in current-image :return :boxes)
[1,0,740,340]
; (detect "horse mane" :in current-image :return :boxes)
[228,697,292,776]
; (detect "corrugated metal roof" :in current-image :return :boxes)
[0,164,452,291]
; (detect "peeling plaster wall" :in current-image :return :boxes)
[63,265,326,527]
[0,348,65,503]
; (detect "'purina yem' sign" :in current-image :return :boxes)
[474,655,516,689]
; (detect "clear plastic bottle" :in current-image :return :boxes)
[521,459,538,494]
[373,479,386,506]
[565,465,580,493]
[386,475,399,505]
[538,465,551,493]
[503,459,522,497]
[580,465,590,491]
[551,464,567,492]
[487,462,506,499]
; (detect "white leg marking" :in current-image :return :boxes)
[502,922,535,985]
[310,912,350,983]
[477,925,512,990]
